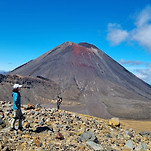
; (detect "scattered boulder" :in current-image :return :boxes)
[136,142,147,151]
[22,104,28,109]
[27,104,35,110]
[125,140,134,150]
[125,130,134,137]
[109,117,120,127]
[23,122,30,128]
[55,132,64,140]
[35,139,42,147]
[22,104,35,110]
[139,131,150,136]
[86,141,104,151]
[0,110,4,119]
[78,131,98,143]
[35,104,42,109]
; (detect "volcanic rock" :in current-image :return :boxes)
[0,101,151,150]
[109,117,120,127]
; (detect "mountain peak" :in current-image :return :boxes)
[60,41,77,47]
[60,41,99,50]
[63,41,75,45]
[78,42,99,50]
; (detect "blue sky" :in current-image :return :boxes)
[0,0,151,84]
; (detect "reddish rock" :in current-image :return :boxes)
[55,132,64,140]
[35,139,42,147]
[27,104,35,110]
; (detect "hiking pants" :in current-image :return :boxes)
[11,109,23,128]
[57,102,61,109]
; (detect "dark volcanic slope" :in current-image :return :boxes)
[0,74,60,105]
[8,42,151,119]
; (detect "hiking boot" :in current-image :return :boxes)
[18,127,24,131]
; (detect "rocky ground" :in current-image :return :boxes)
[0,100,151,151]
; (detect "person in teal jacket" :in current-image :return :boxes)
[11,84,23,131]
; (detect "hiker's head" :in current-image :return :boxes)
[57,96,62,100]
[13,84,22,92]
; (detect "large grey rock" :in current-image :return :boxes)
[125,130,134,137]
[139,131,150,136]
[78,131,98,143]
[0,127,10,133]
[35,104,42,108]
[136,142,147,151]
[125,140,134,150]
[86,141,104,151]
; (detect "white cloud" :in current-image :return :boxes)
[119,59,143,65]
[107,6,151,84]
[119,59,151,85]
[135,5,151,27]
[135,72,148,80]
[107,5,151,52]
[107,23,128,45]
[132,6,151,51]
[132,23,151,51]
[134,67,151,85]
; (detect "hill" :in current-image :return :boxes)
[0,101,151,150]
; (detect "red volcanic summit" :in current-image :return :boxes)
[8,42,151,119]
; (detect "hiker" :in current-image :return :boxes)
[10,84,23,131]
[57,96,62,110]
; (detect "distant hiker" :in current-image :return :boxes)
[10,84,23,131]
[57,96,62,110]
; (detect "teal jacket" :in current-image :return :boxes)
[12,92,21,110]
